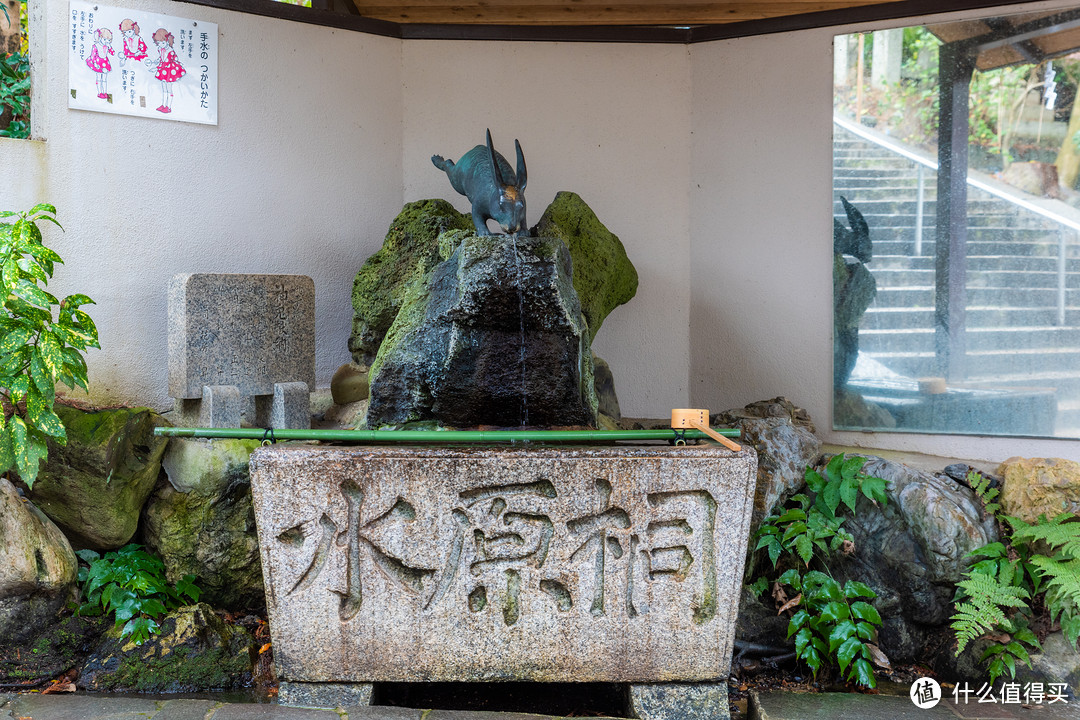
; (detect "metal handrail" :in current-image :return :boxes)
[835,114,1077,325]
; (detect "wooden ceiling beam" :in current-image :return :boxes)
[351,0,898,26]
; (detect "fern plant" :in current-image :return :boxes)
[951,472,1080,684]
[1010,513,1080,648]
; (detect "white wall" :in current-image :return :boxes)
[689,0,1080,462]
[8,0,1079,462]
[402,41,692,416]
[4,0,402,408]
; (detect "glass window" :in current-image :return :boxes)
[834,10,1080,438]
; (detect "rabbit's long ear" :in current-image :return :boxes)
[515,139,527,191]
[487,129,505,188]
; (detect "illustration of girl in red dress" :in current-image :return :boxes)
[118,19,148,69]
[84,28,114,100]
[143,28,186,114]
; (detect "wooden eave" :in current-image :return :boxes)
[175,0,1052,42]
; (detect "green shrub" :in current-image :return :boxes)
[75,544,201,646]
[0,204,98,487]
[750,453,888,688]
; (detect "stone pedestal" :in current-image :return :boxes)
[167,273,315,428]
[251,444,754,718]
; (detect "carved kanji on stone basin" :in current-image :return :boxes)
[249,444,756,685]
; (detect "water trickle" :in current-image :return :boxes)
[510,235,529,427]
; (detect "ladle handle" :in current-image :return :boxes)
[690,420,742,451]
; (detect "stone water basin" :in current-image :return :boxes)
[249,443,756,689]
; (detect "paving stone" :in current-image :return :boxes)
[4,694,163,719]
[210,704,339,720]
[250,444,756,684]
[749,691,1080,720]
[152,699,221,719]
[168,273,315,400]
[340,707,422,720]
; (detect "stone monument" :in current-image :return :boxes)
[167,273,315,429]
[250,443,756,719]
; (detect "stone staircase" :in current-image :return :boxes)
[833,122,1080,435]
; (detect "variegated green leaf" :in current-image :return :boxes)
[13,280,52,310]
[38,331,64,378]
[0,326,33,355]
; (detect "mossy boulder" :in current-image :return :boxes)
[26,405,171,551]
[0,478,78,646]
[79,603,256,692]
[366,233,598,428]
[533,191,638,339]
[142,439,264,611]
[997,456,1080,523]
[349,199,474,365]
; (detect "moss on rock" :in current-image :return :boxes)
[349,200,474,365]
[142,439,265,611]
[26,406,171,550]
[533,191,638,339]
[79,603,256,692]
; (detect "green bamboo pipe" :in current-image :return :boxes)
[153,426,742,444]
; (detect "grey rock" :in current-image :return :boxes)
[279,681,373,708]
[592,354,621,421]
[79,602,256,692]
[250,444,756,683]
[168,274,315,418]
[831,456,999,662]
[142,438,264,610]
[273,382,311,430]
[713,397,815,435]
[0,478,77,645]
[27,405,171,550]
[629,683,730,720]
[365,234,598,428]
[733,417,821,536]
[201,384,242,428]
[1014,631,1080,691]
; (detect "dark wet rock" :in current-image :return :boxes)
[26,405,171,550]
[79,603,256,692]
[0,478,78,647]
[592,354,621,421]
[0,613,107,685]
[142,439,264,611]
[831,456,998,662]
[365,233,597,428]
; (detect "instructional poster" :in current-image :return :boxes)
[68,1,218,125]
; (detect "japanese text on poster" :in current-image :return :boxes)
[68,1,218,125]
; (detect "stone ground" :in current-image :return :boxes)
[1,694,624,720]
[750,691,1080,719]
[6,691,1080,720]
